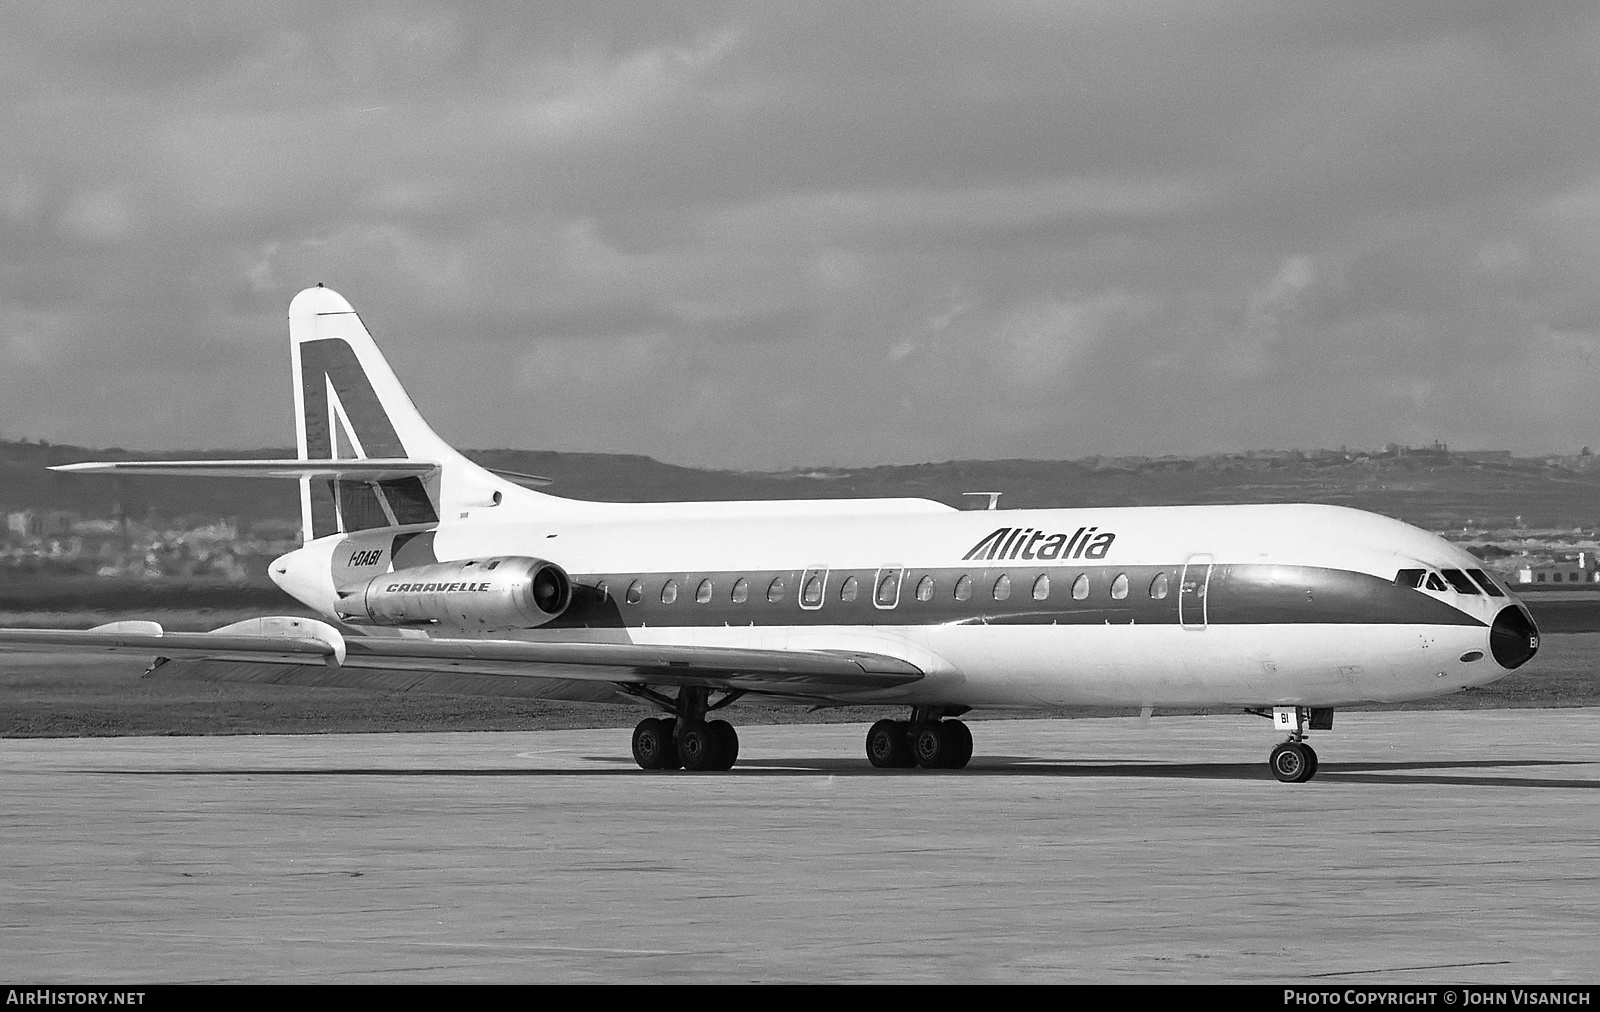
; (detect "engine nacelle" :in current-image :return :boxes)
[337,556,572,630]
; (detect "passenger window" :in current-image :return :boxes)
[1072,573,1089,600]
[993,574,1012,601]
[661,580,678,604]
[954,574,973,601]
[803,574,824,606]
[625,580,643,605]
[767,577,786,603]
[876,573,899,606]
[731,577,749,603]
[915,575,935,602]
[1149,572,1169,599]
[840,575,858,602]
[594,581,609,603]
[1032,574,1049,601]
[695,578,713,604]
[1425,573,1448,592]
[1537,573,1546,583]
[1553,572,1563,583]
[1111,573,1129,600]
[1441,569,1479,594]
[1467,570,1506,597]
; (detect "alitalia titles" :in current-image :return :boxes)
[963,526,1117,562]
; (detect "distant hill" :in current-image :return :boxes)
[3,440,1598,531]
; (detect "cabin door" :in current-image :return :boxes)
[1179,553,1214,629]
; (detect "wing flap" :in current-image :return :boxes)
[0,621,924,698]
[144,658,633,704]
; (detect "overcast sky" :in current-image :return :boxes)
[3,2,1599,468]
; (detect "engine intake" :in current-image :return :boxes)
[337,556,572,630]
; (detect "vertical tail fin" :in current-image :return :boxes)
[289,286,562,542]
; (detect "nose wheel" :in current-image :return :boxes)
[1255,705,1329,783]
[1269,740,1318,783]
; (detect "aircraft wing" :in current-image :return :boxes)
[0,617,924,698]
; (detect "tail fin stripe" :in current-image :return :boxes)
[300,338,406,459]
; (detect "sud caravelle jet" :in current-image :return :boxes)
[3,286,1541,782]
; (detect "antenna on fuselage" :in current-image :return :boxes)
[962,491,1002,510]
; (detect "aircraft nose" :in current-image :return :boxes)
[1489,605,1539,670]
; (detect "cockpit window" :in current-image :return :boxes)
[1394,569,1426,589]
[1467,569,1506,597]
[1425,573,1448,592]
[1441,569,1480,594]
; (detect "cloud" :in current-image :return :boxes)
[505,24,743,146]
[2,3,1600,464]
[1230,256,1317,376]
[58,186,142,244]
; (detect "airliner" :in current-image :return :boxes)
[0,286,1540,782]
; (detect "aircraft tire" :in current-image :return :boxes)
[632,717,680,771]
[866,719,914,768]
[942,719,973,770]
[1269,741,1315,783]
[679,721,724,772]
[707,719,739,770]
[913,722,963,769]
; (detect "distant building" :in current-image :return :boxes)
[5,510,76,541]
[1514,552,1600,585]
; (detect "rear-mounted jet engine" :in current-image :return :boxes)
[336,556,572,630]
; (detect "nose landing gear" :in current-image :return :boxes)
[1269,740,1318,783]
[1254,706,1332,783]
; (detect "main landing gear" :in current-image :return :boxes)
[628,686,742,772]
[1253,706,1333,783]
[866,707,974,770]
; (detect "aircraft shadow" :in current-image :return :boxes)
[94,757,1598,788]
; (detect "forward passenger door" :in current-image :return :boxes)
[1179,553,1213,629]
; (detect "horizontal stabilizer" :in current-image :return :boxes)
[51,458,439,482]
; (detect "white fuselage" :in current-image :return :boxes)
[274,500,1531,710]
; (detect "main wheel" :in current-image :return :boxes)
[913,722,963,769]
[1269,741,1315,783]
[707,719,739,770]
[679,721,725,771]
[866,719,914,768]
[942,719,973,770]
[632,717,680,770]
